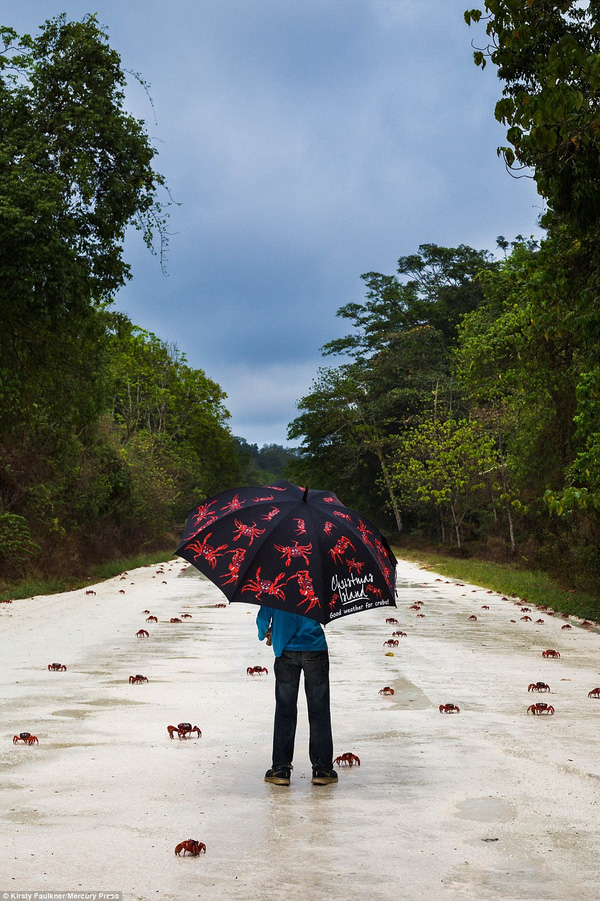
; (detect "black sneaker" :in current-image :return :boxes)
[311,767,338,785]
[264,766,292,785]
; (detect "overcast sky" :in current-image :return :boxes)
[5,0,543,446]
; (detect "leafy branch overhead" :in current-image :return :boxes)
[0,13,168,308]
[465,1,600,231]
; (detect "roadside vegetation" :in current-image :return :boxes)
[0,549,176,603]
[396,546,600,624]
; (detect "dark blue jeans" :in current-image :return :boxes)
[272,650,334,770]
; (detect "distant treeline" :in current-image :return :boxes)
[287,3,600,594]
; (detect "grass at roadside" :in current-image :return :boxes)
[394,547,600,624]
[0,549,177,603]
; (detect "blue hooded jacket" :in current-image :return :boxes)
[256,606,327,658]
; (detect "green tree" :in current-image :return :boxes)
[107,320,240,510]
[391,418,499,549]
[0,14,177,575]
[465,1,600,231]
[324,244,495,359]
[289,244,494,533]
[0,14,167,439]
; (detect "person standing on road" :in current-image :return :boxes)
[257,605,337,786]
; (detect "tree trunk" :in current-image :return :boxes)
[379,454,403,534]
[450,503,461,549]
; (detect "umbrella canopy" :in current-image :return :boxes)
[175,480,397,625]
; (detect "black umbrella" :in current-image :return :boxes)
[175,480,397,625]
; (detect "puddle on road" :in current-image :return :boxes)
[455,797,517,822]
[83,698,144,707]
[51,698,143,717]
[4,808,49,824]
[383,676,431,710]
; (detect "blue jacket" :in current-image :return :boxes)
[256,606,328,658]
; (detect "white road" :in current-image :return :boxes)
[1,558,600,901]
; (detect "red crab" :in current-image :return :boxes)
[346,558,365,575]
[146,615,158,623]
[328,536,355,564]
[542,649,560,658]
[392,631,407,637]
[468,615,478,621]
[275,540,313,566]
[221,494,245,513]
[527,702,554,715]
[175,839,206,856]
[233,519,265,545]
[383,639,399,647]
[292,570,321,613]
[167,723,202,740]
[561,624,572,630]
[136,629,149,638]
[386,617,398,624]
[334,752,361,767]
[261,506,280,521]
[242,568,287,602]
[357,520,374,548]
[378,686,395,695]
[188,533,228,569]
[333,510,352,523]
[181,613,192,619]
[366,585,382,599]
[535,619,545,625]
[190,500,217,527]
[13,732,38,744]
[47,663,67,671]
[247,666,269,675]
[129,674,148,684]
[170,617,182,623]
[439,703,460,714]
[221,547,246,585]
[528,682,550,692]
[588,688,600,698]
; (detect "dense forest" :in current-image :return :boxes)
[288,2,600,591]
[3,4,600,594]
[0,16,294,580]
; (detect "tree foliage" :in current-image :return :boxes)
[0,16,241,579]
[288,244,494,534]
[391,418,499,548]
[465,1,600,231]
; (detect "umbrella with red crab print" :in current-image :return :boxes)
[175,480,397,625]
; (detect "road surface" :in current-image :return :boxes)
[1,558,599,900]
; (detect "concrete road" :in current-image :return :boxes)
[1,558,599,900]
